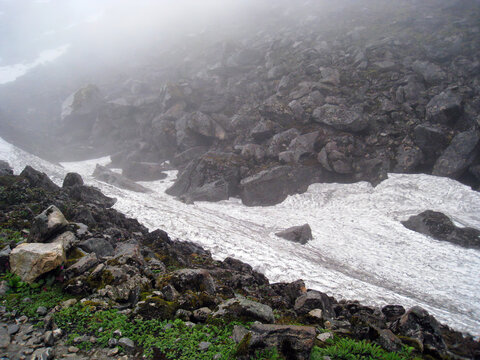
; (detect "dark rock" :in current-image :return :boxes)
[413,124,449,161]
[287,132,321,163]
[382,305,406,322]
[29,205,68,243]
[93,164,150,193]
[78,238,115,257]
[267,128,301,158]
[20,166,60,192]
[313,104,368,132]
[193,307,212,322]
[0,160,13,176]
[67,184,117,208]
[239,324,316,360]
[275,224,313,245]
[240,144,266,162]
[294,290,335,318]
[169,268,216,295]
[213,297,275,323]
[426,90,463,124]
[198,341,211,351]
[240,165,321,206]
[250,120,277,142]
[412,60,446,85]
[393,144,424,173]
[402,210,480,249]
[259,97,295,126]
[432,130,479,179]
[62,173,84,187]
[122,162,167,182]
[317,135,356,175]
[172,146,209,166]
[7,324,20,335]
[66,253,99,279]
[391,306,446,355]
[0,245,11,273]
[376,329,403,353]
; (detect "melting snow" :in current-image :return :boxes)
[1,136,479,335]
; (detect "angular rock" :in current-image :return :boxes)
[250,120,277,142]
[29,205,68,243]
[426,89,463,124]
[275,224,313,245]
[0,245,11,273]
[432,130,479,179]
[402,210,480,249]
[118,337,135,354]
[10,241,66,283]
[20,166,60,192]
[294,290,335,318]
[122,162,167,182]
[287,132,320,162]
[93,164,150,193]
[66,253,99,279]
[412,60,446,85]
[193,307,212,322]
[213,297,275,323]
[169,268,216,295]
[0,326,10,348]
[267,128,301,158]
[0,160,13,176]
[381,305,406,322]
[240,166,321,206]
[242,324,316,360]
[78,238,115,258]
[62,172,84,187]
[393,144,423,173]
[413,124,449,160]
[66,184,117,208]
[313,104,368,132]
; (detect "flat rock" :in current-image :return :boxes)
[213,297,275,323]
[312,104,367,132]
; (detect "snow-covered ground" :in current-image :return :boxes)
[1,136,479,335]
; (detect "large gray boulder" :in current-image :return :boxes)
[426,89,463,124]
[267,128,301,158]
[62,172,84,187]
[29,205,69,243]
[10,241,66,283]
[287,131,321,163]
[213,297,275,323]
[412,60,446,85]
[240,166,321,206]
[236,324,316,360]
[402,210,480,249]
[66,184,117,208]
[93,164,150,193]
[78,238,115,258]
[432,130,479,178]
[275,224,313,245]
[312,104,368,132]
[294,290,335,318]
[169,268,216,295]
[413,124,449,161]
[122,162,167,182]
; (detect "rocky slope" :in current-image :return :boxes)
[1,164,480,359]
[1,0,479,206]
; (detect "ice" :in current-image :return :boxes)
[1,136,479,335]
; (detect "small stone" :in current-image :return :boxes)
[317,332,334,342]
[36,306,48,316]
[7,323,20,335]
[308,309,323,321]
[61,299,78,308]
[198,341,211,351]
[68,346,79,353]
[113,329,122,337]
[52,329,63,339]
[44,331,54,346]
[184,322,195,328]
[107,347,119,356]
[118,337,135,354]
[0,326,10,348]
[213,354,222,360]
[108,338,118,347]
[18,315,29,323]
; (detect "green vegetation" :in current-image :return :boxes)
[311,337,419,360]
[0,272,72,319]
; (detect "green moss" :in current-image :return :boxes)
[65,248,86,268]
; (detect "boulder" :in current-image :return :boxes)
[62,173,84,187]
[29,205,68,243]
[240,144,265,162]
[267,128,301,158]
[412,60,446,85]
[393,144,424,173]
[426,89,463,124]
[294,290,335,318]
[78,238,115,258]
[213,297,275,323]
[61,84,104,121]
[122,162,167,182]
[10,241,66,283]
[413,124,449,161]
[275,224,313,245]
[93,164,150,193]
[258,98,295,126]
[432,130,479,179]
[240,166,321,206]
[287,132,321,162]
[317,135,356,175]
[169,268,216,295]
[312,104,368,132]
[391,306,446,355]
[0,245,11,273]
[0,160,13,176]
[237,324,316,360]
[176,111,226,149]
[381,305,406,323]
[20,166,60,192]
[250,120,277,142]
[65,253,98,279]
[402,210,480,249]
[66,184,117,208]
